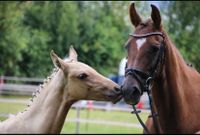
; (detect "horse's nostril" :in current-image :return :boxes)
[114,87,122,93]
[115,87,120,91]
[131,86,141,96]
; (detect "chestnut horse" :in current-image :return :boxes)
[121,3,200,134]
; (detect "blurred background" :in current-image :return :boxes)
[0,1,199,134]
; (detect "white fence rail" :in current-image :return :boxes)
[0,76,43,95]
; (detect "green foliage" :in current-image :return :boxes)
[166,1,200,71]
[0,1,129,77]
[0,2,29,76]
[75,1,129,75]
[19,1,79,77]
[1,1,199,77]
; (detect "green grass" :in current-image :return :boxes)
[66,109,148,123]
[61,109,148,134]
[0,102,26,114]
[61,121,142,134]
[0,95,148,134]
[0,94,31,100]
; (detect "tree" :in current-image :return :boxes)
[75,1,130,75]
[0,2,29,76]
[167,1,200,71]
[0,1,135,77]
[19,1,79,77]
[19,1,130,77]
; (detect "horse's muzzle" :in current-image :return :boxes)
[107,87,123,104]
[121,85,141,105]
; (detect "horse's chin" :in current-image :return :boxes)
[124,95,141,105]
[122,89,141,105]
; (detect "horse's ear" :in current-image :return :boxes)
[69,45,77,61]
[50,50,66,70]
[129,3,142,27]
[151,4,161,30]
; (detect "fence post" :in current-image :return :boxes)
[0,76,4,85]
[75,102,81,134]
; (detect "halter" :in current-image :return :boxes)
[126,32,166,134]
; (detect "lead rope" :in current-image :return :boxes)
[131,86,160,134]
[132,105,150,134]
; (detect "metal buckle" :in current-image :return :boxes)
[145,77,153,90]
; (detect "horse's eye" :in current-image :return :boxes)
[77,73,88,80]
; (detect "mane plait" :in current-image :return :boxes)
[24,67,59,110]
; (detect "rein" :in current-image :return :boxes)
[126,32,165,134]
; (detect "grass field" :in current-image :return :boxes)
[0,95,149,134]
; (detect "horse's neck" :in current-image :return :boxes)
[152,32,196,131]
[1,69,76,133]
[26,70,74,133]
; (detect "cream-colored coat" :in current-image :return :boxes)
[0,46,121,133]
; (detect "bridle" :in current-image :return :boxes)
[125,32,166,134]
[125,32,165,93]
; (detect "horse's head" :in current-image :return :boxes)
[121,3,165,105]
[50,46,122,103]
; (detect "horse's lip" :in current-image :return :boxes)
[111,95,123,104]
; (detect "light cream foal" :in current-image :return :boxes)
[0,46,122,133]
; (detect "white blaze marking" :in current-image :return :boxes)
[136,38,146,50]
